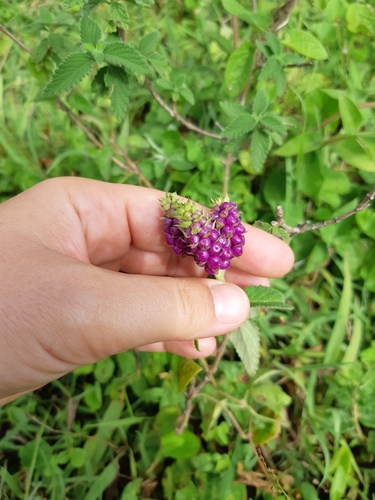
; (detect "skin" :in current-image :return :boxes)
[0,177,294,405]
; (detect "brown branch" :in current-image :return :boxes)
[232,16,239,50]
[316,102,375,130]
[0,23,32,54]
[1,21,153,188]
[144,78,223,140]
[57,99,153,187]
[272,185,375,236]
[271,0,298,33]
[175,333,230,435]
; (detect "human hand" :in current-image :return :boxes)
[0,178,294,404]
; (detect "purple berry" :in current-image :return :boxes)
[204,266,216,275]
[231,234,244,246]
[196,249,209,264]
[209,229,220,242]
[165,234,174,246]
[219,260,231,270]
[221,225,234,237]
[235,224,246,234]
[232,245,243,257]
[221,247,233,260]
[209,242,222,256]
[225,214,239,226]
[189,235,200,246]
[207,255,221,269]
[199,238,211,250]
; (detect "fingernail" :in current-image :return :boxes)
[209,283,249,324]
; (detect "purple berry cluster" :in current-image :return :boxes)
[161,193,246,276]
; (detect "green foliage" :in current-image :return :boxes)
[1,0,375,498]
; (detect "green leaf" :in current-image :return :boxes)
[177,358,202,392]
[94,357,115,383]
[275,67,287,96]
[222,114,256,138]
[253,220,290,244]
[346,4,375,36]
[230,319,260,376]
[224,42,255,97]
[84,381,103,410]
[252,89,268,116]
[244,285,293,309]
[147,53,168,75]
[283,29,328,60]
[266,31,281,55]
[105,65,130,121]
[42,52,94,97]
[110,2,130,30]
[251,128,272,173]
[179,87,195,105]
[103,42,149,74]
[63,0,85,7]
[80,15,102,46]
[155,78,174,90]
[39,6,54,25]
[333,138,375,172]
[258,57,282,80]
[338,95,362,135]
[220,101,247,118]
[222,0,270,30]
[274,131,323,156]
[260,112,286,134]
[139,31,159,55]
[161,431,201,459]
[91,66,108,96]
[356,209,375,239]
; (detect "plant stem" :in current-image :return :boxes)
[272,185,375,236]
[144,78,223,140]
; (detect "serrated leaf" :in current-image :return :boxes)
[103,42,149,74]
[220,101,247,118]
[223,136,248,153]
[259,57,282,81]
[283,29,328,60]
[266,31,281,55]
[253,89,268,116]
[80,15,102,46]
[42,52,94,97]
[251,128,272,173]
[177,358,202,392]
[63,0,85,7]
[224,42,255,97]
[139,31,159,55]
[222,114,256,139]
[275,67,287,96]
[34,39,49,64]
[255,40,272,58]
[230,319,260,376]
[110,2,130,30]
[260,112,286,134]
[105,65,129,121]
[244,285,293,309]
[147,53,168,75]
[155,78,174,90]
[179,87,195,105]
[39,6,54,25]
[253,221,290,244]
[91,66,108,96]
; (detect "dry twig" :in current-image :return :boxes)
[272,185,375,236]
[144,78,223,140]
[175,333,230,434]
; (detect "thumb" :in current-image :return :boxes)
[57,260,250,364]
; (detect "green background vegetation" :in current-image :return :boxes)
[1,0,375,498]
